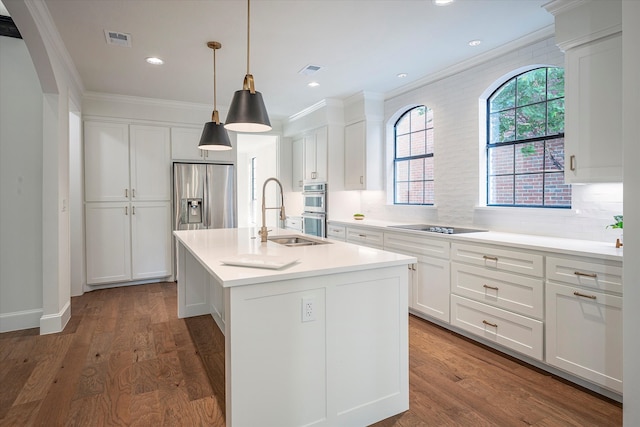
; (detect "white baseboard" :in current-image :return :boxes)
[39,300,71,335]
[0,308,43,333]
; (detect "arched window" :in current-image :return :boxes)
[394,106,434,205]
[487,67,571,207]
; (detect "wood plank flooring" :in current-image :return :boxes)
[0,282,621,426]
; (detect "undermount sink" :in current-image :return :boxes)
[268,235,332,247]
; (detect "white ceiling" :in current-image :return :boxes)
[38,0,554,120]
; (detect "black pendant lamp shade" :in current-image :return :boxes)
[225,74,271,132]
[199,41,232,150]
[224,0,272,133]
[199,111,232,150]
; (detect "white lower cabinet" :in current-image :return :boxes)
[384,232,450,322]
[86,201,171,284]
[450,242,544,360]
[346,226,383,249]
[451,294,543,360]
[545,255,623,394]
[131,201,172,280]
[326,223,346,241]
[86,203,132,284]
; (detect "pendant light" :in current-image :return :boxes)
[199,41,232,150]
[224,0,272,132]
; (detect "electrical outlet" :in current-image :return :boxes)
[301,296,316,322]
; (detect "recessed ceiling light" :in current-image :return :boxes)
[145,57,164,65]
[433,0,454,6]
[397,73,408,78]
[308,81,320,87]
[468,40,482,47]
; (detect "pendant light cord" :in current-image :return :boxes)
[213,46,217,112]
[246,0,251,75]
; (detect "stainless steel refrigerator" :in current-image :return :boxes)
[173,163,236,231]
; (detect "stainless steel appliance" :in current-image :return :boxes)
[302,182,326,213]
[302,182,326,237]
[387,224,486,234]
[173,163,236,231]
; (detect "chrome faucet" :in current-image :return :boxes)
[259,177,286,242]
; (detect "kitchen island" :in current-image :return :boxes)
[173,227,416,427]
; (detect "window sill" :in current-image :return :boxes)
[474,206,577,216]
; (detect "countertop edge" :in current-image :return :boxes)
[328,219,623,261]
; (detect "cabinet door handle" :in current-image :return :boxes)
[482,320,498,328]
[358,234,367,238]
[360,176,364,184]
[132,189,135,198]
[125,189,128,198]
[570,155,576,171]
[573,291,597,300]
[125,206,128,215]
[483,255,498,262]
[132,206,136,215]
[312,172,317,179]
[483,284,499,291]
[574,271,597,278]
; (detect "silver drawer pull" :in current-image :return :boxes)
[483,255,498,262]
[573,291,597,300]
[482,320,498,328]
[574,271,597,278]
[483,284,499,291]
[358,234,367,238]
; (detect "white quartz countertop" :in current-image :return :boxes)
[174,227,416,287]
[328,218,623,261]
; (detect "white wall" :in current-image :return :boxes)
[0,36,44,331]
[623,0,640,423]
[356,35,623,242]
[236,134,279,228]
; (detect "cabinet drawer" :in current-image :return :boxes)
[384,232,449,259]
[546,256,622,294]
[546,282,622,393]
[450,294,543,360]
[284,217,303,232]
[451,243,543,277]
[346,227,383,249]
[451,263,543,319]
[326,224,346,241]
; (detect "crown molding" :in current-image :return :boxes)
[543,0,588,16]
[386,25,556,101]
[83,91,211,111]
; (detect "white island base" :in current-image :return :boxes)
[174,228,414,427]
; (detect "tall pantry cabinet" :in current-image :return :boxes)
[84,121,172,285]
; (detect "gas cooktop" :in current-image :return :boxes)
[388,224,487,234]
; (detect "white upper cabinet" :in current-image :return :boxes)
[84,121,130,202]
[343,92,384,190]
[564,34,622,183]
[171,126,234,163]
[130,125,171,201]
[344,121,366,190]
[85,122,171,202]
[303,126,328,182]
[545,0,622,183]
[292,137,304,191]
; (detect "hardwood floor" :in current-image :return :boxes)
[0,282,621,426]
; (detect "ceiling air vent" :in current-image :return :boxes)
[298,64,323,76]
[104,30,132,47]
